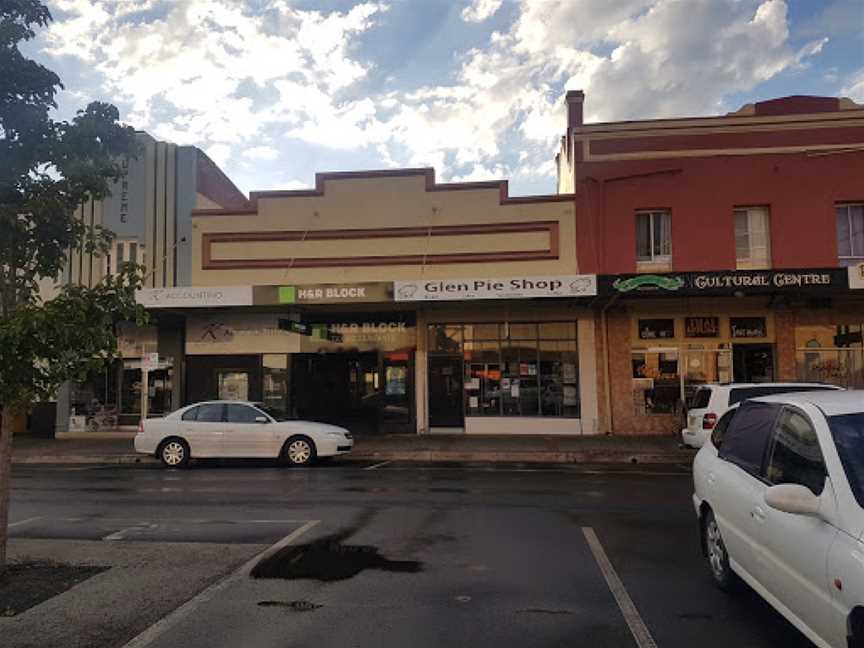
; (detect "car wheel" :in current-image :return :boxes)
[159,438,190,469]
[282,436,316,467]
[703,509,737,590]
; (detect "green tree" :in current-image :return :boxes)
[0,0,144,569]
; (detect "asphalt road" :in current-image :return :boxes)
[7,460,813,648]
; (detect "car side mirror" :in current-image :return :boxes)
[254,416,269,424]
[764,484,820,517]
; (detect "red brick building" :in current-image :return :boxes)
[556,92,864,435]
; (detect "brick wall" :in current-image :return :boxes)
[606,307,679,436]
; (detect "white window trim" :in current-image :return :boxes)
[734,206,771,270]
[837,203,864,262]
[636,210,672,266]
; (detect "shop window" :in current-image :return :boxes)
[433,321,580,419]
[632,349,680,415]
[429,325,462,353]
[795,324,864,388]
[636,210,672,266]
[836,204,864,266]
[218,370,250,401]
[734,207,771,269]
[262,355,289,418]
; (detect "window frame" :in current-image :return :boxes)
[190,403,226,423]
[764,405,827,495]
[225,403,269,424]
[718,401,783,480]
[734,206,771,269]
[635,210,672,264]
[836,203,864,263]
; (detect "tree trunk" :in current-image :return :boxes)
[0,406,14,571]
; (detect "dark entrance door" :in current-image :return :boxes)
[429,356,464,427]
[292,352,380,435]
[733,344,775,383]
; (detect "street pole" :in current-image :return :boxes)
[141,364,149,422]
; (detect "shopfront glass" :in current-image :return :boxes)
[428,322,580,419]
[263,354,289,417]
[632,346,732,415]
[795,324,864,388]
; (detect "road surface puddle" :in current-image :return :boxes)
[251,528,422,582]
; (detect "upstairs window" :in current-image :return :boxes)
[636,210,672,265]
[837,203,864,266]
[106,239,146,275]
[734,207,771,269]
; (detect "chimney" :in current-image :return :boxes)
[566,90,585,128]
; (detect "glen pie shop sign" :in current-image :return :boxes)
[395,275,597,301]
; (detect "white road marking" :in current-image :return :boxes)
[582,526,658,648]
[363,460,393,471]
[120,519,319,648]
[103,523,158,541]
[9,516,41,528]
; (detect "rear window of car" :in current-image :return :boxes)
[718,401,782,476]
[728,385,837,406]
[690,388,712,410]
[181,406,199,421]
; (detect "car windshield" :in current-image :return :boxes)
[827,413,864,509]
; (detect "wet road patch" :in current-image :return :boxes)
[0,561,107,616]
[250,528,422,582]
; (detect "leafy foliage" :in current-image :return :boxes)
[0,0,144,410]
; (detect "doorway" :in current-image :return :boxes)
[291,352,413,435]
[428,356,464,427]
[733,344,775,383]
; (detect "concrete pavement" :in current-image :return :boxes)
[3,461,811,648]
[11,433,694,465]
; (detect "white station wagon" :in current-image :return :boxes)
[693,391,864,648]
[134,401,354,467]
[682,382,842,449]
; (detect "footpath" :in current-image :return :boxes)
[12,433,694,466]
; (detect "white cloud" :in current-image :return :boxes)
[41,0,831,194]
[275,179,312,190]
[43,0,388,147]
[243,145,280,160]
[461,0,504,22]
[206,143,232,167]
[842,68,864,102]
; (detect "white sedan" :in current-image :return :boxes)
[134,401,353,468]
[693,390,864,648]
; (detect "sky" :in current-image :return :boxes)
[25,0,864,197]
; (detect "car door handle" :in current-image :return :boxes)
[751,505,766,521]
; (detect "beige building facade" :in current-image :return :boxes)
[173,169,600,436]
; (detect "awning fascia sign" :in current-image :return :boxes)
[394,275,597,301]
[601,268,849,296]
[136,286,253,308]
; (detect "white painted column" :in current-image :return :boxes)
[414,309,428,435]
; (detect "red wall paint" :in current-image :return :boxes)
[573,150,864,274]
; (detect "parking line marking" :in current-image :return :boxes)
[120,519,319,648]
[103,523,158,542]
[363,460,393,471]
[9,516,41,528]
[582,527,658,648]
